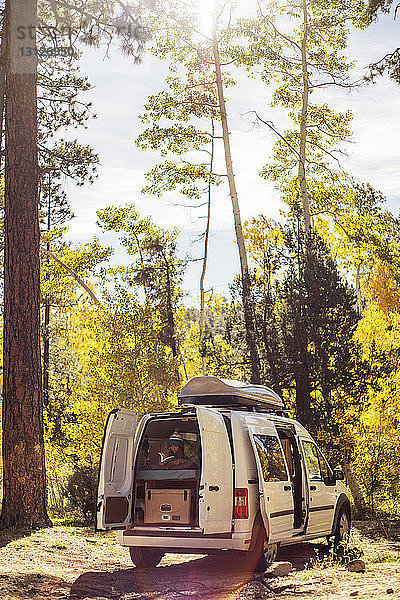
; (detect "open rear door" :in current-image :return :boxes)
[244,415,294,543]
[196,407,233,534]
[96,408,138,531]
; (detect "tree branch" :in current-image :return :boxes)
[41,246,104,307]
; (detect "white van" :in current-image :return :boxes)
[96,376,351,570]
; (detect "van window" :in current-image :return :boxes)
[302,441,331,481]
[253,434,288,482]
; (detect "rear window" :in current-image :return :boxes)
[253,434,288,482]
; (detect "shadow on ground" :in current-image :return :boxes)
[0,573,69,599]
[70,542,328,600]
[0,527,34,549]
[353,520,400,544]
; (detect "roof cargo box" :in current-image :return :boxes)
[178,376,284,410]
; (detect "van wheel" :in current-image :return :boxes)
[129,547,164,568]
[249,527,279,571]
[331,505,351,549]
[247,516,279,572]
[257,540,279,571]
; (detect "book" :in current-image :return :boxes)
[158,452,176,465]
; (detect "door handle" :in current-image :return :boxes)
[208,485,219,492]
[310,485,317,491]
[283,485,291,492]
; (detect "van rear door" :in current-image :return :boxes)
[244,415,294,543]
[196,406,233,534]
[96,408,137,531]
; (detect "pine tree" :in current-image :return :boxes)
[1,0,150,529]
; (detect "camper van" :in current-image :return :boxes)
[96,376,351,570]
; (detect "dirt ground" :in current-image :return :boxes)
[0,521,398,600]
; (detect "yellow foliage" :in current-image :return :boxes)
[179,319,203,382]
[363,261,400,313]
[45,293,181,470]
[243,215,284,270]
[206,292,227,318]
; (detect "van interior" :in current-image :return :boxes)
[133,416,201,527]
[276,427,305,531]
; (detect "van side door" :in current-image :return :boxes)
[196,406,233,534]
[244,416,294,543]
[96,409,137,531]
[301,439,336,535]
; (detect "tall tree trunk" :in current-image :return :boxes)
[343,462,368,515]
[261,303,283,397]
[355,260,363,314]
[161,252,177,358]
[294,367,313,427]
[0,8,6,164]
[299,0,311,233]
[212,28,261,384]
[1,0,51,528]
[199,119,214,376]
[159,248,182,381]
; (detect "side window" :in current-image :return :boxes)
[253,434,288,482]
[302,441,332,481]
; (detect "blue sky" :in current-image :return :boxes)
[62,8,400,305]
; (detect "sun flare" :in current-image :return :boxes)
[198,0,217,36]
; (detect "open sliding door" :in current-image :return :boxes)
[196,407,233,534]
[96,409,138,530]
[244,415,294,543]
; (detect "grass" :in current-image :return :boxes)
[0,521,397,600]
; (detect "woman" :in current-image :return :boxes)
[160,431,200,469]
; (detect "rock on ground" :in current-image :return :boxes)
[346,559,366,573]
[263,561,293,578]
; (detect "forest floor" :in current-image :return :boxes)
[0,520,398,600]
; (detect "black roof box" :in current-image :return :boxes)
[178,376,284,410]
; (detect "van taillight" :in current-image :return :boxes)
[234,488,248,519]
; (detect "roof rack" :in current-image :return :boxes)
[178,376,286,412]
[183,402,289,417]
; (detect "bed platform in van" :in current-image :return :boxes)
[178,376,284,410]
[136,469,198,480]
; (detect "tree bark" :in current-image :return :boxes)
[0,9,6,162]
[299,0,311,233]
[212,28,261,384]
[1,0,51,528]
[343,461,368,515]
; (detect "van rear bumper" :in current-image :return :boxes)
[119,529,251,551]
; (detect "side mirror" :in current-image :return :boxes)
[324,473,336,486]
[333,468,345,481]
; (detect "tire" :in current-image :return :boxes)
[247,517,279,572]
[129,546,164,568]
[257,540,279,571]
[332,505,351,549]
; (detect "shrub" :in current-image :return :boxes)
[65,465,97,524]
